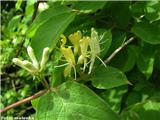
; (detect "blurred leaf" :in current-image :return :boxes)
[95,29,112,65]
[99,30,112,59]
[121,45,137,72]
[65,15,95,35]
[154,45,160,71]
[111,2,131,28]
[131,22,160,44]
[110,45,138,72]
[136,44,156,79]
[130,2,145,18]
[73,1,106,13]
[100,86,128,113]
[91,66,130,89]
[15,0,23,11]
[7,15,21,32]
[144,1,160,22]
[126,91,142,107]
[31,97,40,110]
[34,81,120,120]
[23,0,36,23]
[121,99,160,120]
[107,30,126,56]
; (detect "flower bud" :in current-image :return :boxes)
[77,55,84,64]
[23,60,38,73]
[40,47,50,71]
[12,58,25,69]
[27,46,39,69]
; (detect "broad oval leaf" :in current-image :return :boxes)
[73,1,106,13]
[28,6,75,60]
[34,81,120,120]
[91,66,130,89]
[131,22,160,45]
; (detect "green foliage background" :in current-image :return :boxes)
[1,1,160,120]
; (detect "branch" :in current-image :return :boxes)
[104,37,135,64]
[0,90,48,113]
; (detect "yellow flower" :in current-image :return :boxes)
[88,28,106,74]
[78,36,90,71]
[56,34,77,79]
[60,46,76,79]
[68,30,82,55]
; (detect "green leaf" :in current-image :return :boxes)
[111,2,131,28]
[34,81,120,120]
[24,0,36,23]
[28,6,75,60]
[121,46,137,72]
[100,86,128,113]
[15,0,23,11]
[107,30,126,56]
[126,91,142,107]
[31,97,40,110]
[130,2,146,18]
[110,45,137,72]
[65,15,95,35]
[154,45,160,71]
[95,29,112,65]
[144,1,160,22]
[136,43,156,79]
[121,99,160,120]
[91,66,130,89]
[99,30,112,59]
[73,1,106,13]
[7,15,22,32]
[131,22,160,44]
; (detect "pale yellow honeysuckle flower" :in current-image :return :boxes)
[68,30,82,55]
[40,47,50,71]
[88,28,106,74]
[12,46,50,75]
[27,46,39,69]
[78,36,90,71]
[60,46,76,79]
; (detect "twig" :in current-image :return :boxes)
[103,37,135,64]
[0,90,48,113]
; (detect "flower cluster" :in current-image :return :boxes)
[12,46,50,75]
[58,28,106,79]
[12,28,106,80]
